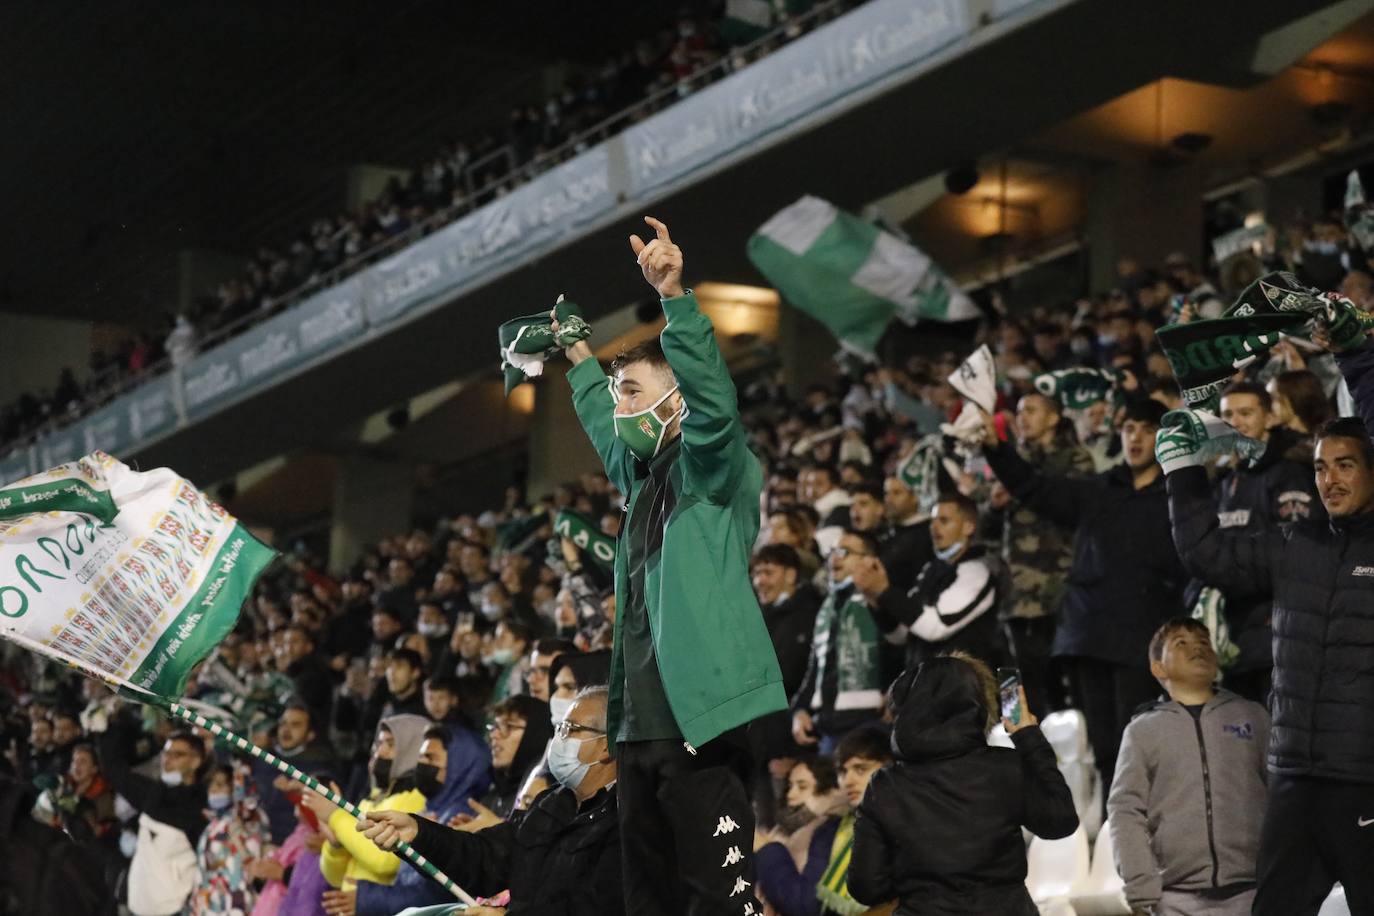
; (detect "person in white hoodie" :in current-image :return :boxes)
[94,709,207,916]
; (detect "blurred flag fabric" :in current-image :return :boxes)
[554,509,616,577]
[0,451,276,699]
[747,195,979,361]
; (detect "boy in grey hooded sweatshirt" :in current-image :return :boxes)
[1108,617,1269,916]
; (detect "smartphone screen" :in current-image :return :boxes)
[997,666,1023,726]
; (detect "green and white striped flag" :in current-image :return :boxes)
[0,451,276,699]
[722,0,777,44]
[747,196,980,361]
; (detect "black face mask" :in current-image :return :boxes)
[414,763,443,798]
[372,758,392,790]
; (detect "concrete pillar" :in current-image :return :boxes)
[776,305,837,397]
[329,452,415,573]
[525,380,603,502]
[1085,160,1205,293]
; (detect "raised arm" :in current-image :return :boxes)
[565,356,632,496]
[983,438,1094,530]
[633,216,752,502]
[1335,338,1374,443]
[1167,466,1278,597]
[1013,726,1079,840]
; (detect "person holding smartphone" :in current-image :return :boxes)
[849,653,1077,916]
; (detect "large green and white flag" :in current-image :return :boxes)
[747,196,980,360]
[0,451,276,698]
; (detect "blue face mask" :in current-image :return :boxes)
[935,540,965,562]
[207,792,232,811]
[546,734,594,790]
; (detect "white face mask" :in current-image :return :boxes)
[119,830,138,858]
[547,733,594,790]
[418,621,450,638]
[549,695,574,725]
[160,769,185,787]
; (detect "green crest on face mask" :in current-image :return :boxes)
[613,386,681,460]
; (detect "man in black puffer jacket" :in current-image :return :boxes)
[849,654,1078,915]
[1163,413,1374,916]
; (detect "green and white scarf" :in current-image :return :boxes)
[810,585,882,713]
[1191,587,1240,670]
[896,435,942,514]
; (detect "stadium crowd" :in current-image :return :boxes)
[0,0,847,454]
[3,195,1374,916]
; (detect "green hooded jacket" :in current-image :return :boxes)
[566,291,787,750]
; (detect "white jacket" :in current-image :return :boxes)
[128,812,198,915]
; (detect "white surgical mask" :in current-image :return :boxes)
[546,734,593,790]
[207,792,232,811]
[549,695,574,725]
[160,769,185,787]
[418,621,450,638]
[483,647,516,667]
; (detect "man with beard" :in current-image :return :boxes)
[853,493,1000,672]
[1161,410,1374,915]
[252,702,337,844]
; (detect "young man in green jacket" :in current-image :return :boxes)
[553,216,787,915]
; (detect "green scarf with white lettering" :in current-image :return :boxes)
[811,585,882,713]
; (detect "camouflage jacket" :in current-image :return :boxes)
[999,433,1095,620]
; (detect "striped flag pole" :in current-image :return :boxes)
[0,628,475,907]
[163,701,476,906]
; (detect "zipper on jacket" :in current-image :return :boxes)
[1192,711,1220,888]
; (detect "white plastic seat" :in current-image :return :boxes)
[1026,823,1090,916]
[1319,884,1351,916]
[1069,825,1131,915]
[1041,709,1103,841]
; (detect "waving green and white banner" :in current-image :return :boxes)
[0,452,276,698]
[554,508,616,577]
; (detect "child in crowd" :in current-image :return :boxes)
[1108,617,1269,916]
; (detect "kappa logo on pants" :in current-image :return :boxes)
[721,845,743,867]
[713,815,741,836]
[730,876,752,897]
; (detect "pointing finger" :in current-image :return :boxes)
[644,216,671,243]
